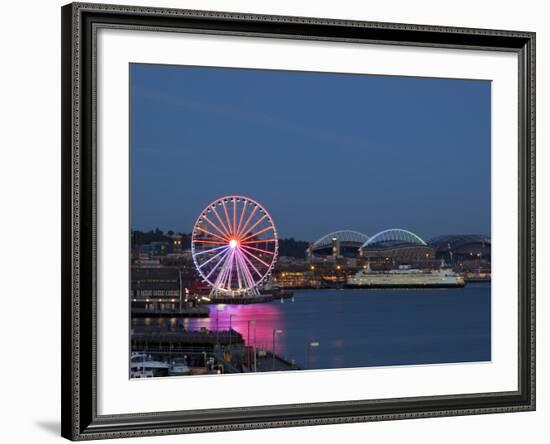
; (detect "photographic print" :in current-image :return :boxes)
[129,63,491,378]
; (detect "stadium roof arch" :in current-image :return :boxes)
[310,230,370,252]
[361,228,427,249]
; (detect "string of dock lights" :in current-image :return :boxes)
[191,196,279,297]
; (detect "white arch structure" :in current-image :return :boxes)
[310,230,370,253]
[361,228,427,248]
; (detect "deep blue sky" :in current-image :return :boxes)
[130,64,491,242]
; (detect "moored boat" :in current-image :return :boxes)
[130,352,170,378]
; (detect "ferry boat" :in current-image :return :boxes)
[346,264,465,289]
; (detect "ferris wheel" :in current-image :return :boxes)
[191,196,278,297]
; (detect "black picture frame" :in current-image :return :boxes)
[61,2,536,440]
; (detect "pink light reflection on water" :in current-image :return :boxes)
[184,303,286,353]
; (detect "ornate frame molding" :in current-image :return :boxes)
[61,2,535,440]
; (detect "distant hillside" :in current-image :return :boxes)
[132,229,191,248]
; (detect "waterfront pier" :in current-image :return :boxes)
[131,305,209,318]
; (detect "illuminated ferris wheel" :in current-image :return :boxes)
[191,196,278,297]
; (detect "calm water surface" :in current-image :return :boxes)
[183,283,491,370]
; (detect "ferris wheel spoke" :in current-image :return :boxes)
[205,248,232,280]
[196,246,230,270]
[235,250,243,289]
[211,263,227,290]
[240,214,267,240]
[241,247,272,268]
[232,252,241,289]
[194,226,229,243]
[227,249,236,290]
[202,215,231,240]
[211,252,232,289]
[236,250,258,288]
[241,238,276,245]
[232,198,237,238]
[240,225,274,243]
[237,205,258,238]
[220,250,236,290]
[239,248,264,278]
[243,254,262,286]
[193,239,227,245]
[235,201,248,238]
[212,259,226,288]
[241,244,275,255]
[237,255,261,288]
[221,199,233,237]
[233,252,246,288]
[211,206,232,239]
[192,244,228,256]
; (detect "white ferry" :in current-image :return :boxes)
[346,264,465,289]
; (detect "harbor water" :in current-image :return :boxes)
[184,282,491,370]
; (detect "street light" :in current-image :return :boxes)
[253,320,257,372]
[228,314,233,349]
[216,305,224,346]
[306,341,320,370]
[272,329,283,370]
[247,319,257,369]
